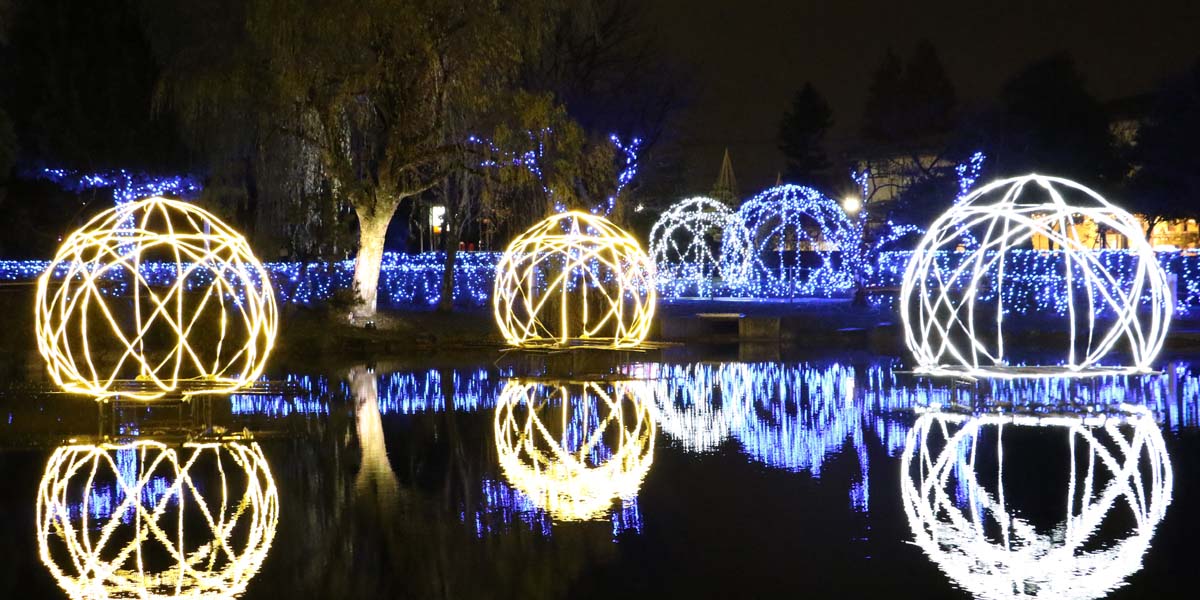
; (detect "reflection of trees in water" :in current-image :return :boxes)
[348,366,401,516]
[228,360,1200,432]
[259,365,617,599]
[901,411,1173,600]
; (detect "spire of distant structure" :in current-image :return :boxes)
[711,148,739,204]
[775,172,783,186]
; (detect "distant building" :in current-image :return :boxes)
[850,150,952,204]
[711,148,740,204]
[1032,94,1199,250]
[850,94,1199,250]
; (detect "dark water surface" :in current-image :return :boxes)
[2,351,1199,599]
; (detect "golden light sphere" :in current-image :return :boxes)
[35,197,278,400]
[493,211,656,348]
[494,379,656,521]
[37,440,279,600]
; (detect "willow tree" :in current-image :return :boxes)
[152,0,552,318]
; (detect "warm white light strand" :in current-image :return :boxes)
[35,197,279,400]
[493,211,656,348]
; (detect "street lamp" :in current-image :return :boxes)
[842,195,862,214]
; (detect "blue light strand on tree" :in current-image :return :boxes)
[468,131,641,216]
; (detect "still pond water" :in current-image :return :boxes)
[1,349,1198,599]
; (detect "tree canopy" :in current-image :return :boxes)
[861,41,956,146]
[777,82,833,184]
[1126,59,1200,235]
[989,53,1121,182]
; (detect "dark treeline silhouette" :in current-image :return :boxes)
[779,43,1200,235]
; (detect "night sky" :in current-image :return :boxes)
[649,0,1200,192]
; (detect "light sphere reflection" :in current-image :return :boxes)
[901,410,1172,599]
[36,439,279,600]
[494,379,656,521]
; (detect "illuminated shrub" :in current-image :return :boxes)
[648,196,734,296]
[493,379,655,520]
[493,211,656,348]
[902,410,1171,598]
[37,439,279,599]
[900,175,1171,375]
[35,197,279,399]
[721,185,857,297]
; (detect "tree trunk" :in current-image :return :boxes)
[437,173,466,313]
[437,213,462,313]
[351,204,394,318]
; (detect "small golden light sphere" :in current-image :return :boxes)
[493,211,656,348]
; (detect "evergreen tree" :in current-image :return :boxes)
[777,82,833,182]
[861,43,956,145]
[1127,59,1200,236]
[861,49,905,144]
[993,53,1120,182]
[902,40,956,139]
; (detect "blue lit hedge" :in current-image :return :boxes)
[6,249,1200,314]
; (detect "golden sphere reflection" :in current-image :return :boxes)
[494,379,656,521]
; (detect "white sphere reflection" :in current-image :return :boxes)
[901,410,1172,599]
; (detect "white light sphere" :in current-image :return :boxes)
[494,379,656,521]
[37,440,279,599]
[901,175,1171,376]
[648,197,734,296]
[721,185,857,297]
[35,197,279,400]
[493,211,656,348]
[901,411,1172,600]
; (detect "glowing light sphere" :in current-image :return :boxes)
[493,379,656,521]
[902,174,1166,376]
[36,197,279,400]
[902,410,1172,600]
[648,197,734,296]
[901,175,1172,376]
[37,439,279,600]
[721,185,857,297]
[493,211,656,348]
